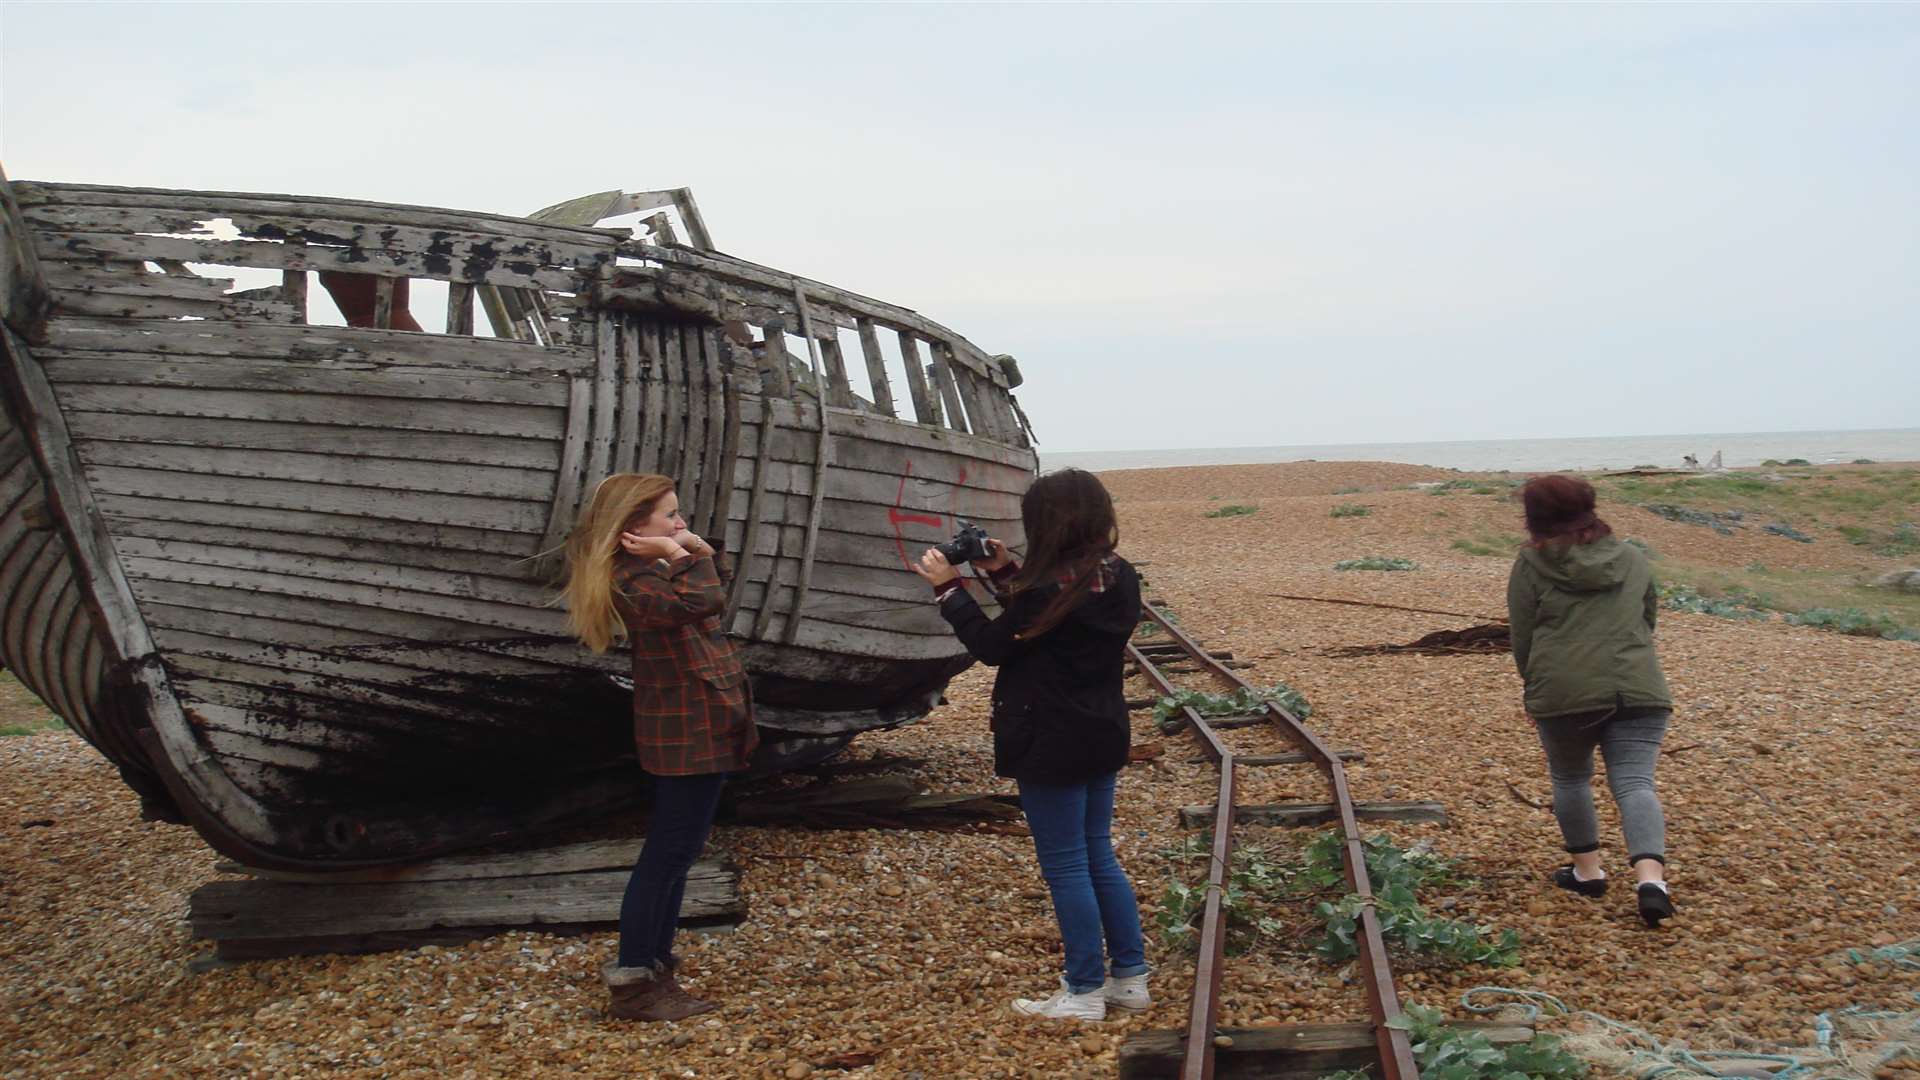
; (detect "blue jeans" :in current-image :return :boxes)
[1534,707,1670,865]
[1017,772,1148,994]
[618,772,726,969]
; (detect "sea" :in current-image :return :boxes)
[1039,428,1920,475]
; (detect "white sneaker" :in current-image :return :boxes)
[1011,978,1106,1021]
[1104,973,1151,1011]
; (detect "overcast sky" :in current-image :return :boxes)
[3,3,1915,452]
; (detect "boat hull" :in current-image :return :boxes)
[0,176,1037,866]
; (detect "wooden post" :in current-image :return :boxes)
[446,282,475,335]
[757,323,793,399]
[372,278,395,330]
[818,335,855,409]
[855,318,896,417]
[783,282,834,646]
[895,331,939,425]
[928,345,968,433]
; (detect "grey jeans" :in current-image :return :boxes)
[1532,706,1670,865]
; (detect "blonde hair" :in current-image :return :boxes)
[561,473,676,653]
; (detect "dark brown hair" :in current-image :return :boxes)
[1520,475,1613,548]
[1008,468,1119,639]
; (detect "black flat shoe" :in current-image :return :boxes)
[1637,883,1675,928]
[1551,865,1608,898]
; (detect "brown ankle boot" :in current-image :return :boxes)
[602,961,717,1022]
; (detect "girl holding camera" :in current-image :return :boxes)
[561,473,758,1020]
[912,468,1150,1022]
[1507,475,1675,928]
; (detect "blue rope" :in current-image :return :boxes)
[1459,983,1866,1076]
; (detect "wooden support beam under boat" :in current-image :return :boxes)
[190,850,743,962]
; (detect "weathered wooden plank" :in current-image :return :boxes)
[98,494,539,557]
[14,182,625,244]
[583,315,616,497]
[35,230,585,293]
[115,536,554,608]
[112,517,541,579]
[818,336,855,409]
[370,277,395,330]
[732,581,949,636]
[635,320,669,474]
[40,265,237,298]
[280,263,308,325]
[131,578,491,649]
[1177,801,1449,830]
[926,341,970,434]
[854,318,896,417]
[660,323,689,481]
[612,316,640,474]
[695,327,731,540]
[39,317,592,376]
[125,555,566,636]
[1117,1021,1534,1080]
[41,353,569,407]
[66,412,561,470]
[77,441,552,501]
[166,651,549,724]
[0,531,57,682]
[47,288,299,323]
[88,468,547,533]
[744,607,967,660]
[21,553,76,721]
[894,332,938,425]
[219,837,678,885]
[446,281,474,335]
[535,376,594,573]
[157,631,563,710]
[4,539,64,705]
[679,323,711,509]
[21,203,612,272]
[55,382,562,439]
[187,863,739,952]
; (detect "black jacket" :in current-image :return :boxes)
[938,557,1141,785]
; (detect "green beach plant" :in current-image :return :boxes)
[1205,503,1258,519]
[1336,556,1418,571]
[1786,608,1920,642]
[1153,684,1312,728]
[1330,503,1372,518]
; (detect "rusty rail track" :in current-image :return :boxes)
[1128,600,1419,1080]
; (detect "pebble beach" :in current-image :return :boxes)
[3,460,1917,1080]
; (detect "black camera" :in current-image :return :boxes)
[935,521,993,564]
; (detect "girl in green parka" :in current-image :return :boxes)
[1507,475,1675,928]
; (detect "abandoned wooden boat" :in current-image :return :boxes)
[0,168,1038,867]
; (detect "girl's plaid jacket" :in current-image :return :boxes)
[611,550,758,776]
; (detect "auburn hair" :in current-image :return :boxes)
[1007,468,1119,639]
[1520,474,1613,548]
[560,473,676,653]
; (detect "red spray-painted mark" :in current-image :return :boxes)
[890,461,950,569]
